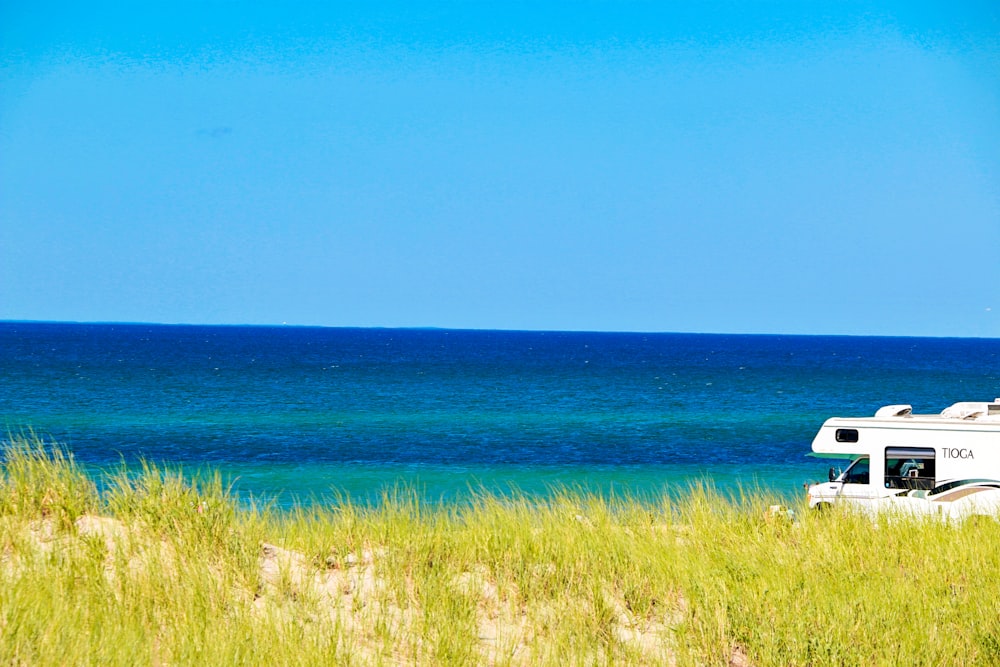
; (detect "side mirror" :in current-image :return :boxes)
[828,467,837,482]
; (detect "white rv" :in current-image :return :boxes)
[806,400,1000,518]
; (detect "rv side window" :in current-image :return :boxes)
[843,457,870,485]
[884,447,936,491]
[835,429,859,443]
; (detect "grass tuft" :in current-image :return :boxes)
[0,431,97,527]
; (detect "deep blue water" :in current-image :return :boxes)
[2,322,999,505]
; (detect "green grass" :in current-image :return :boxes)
[1,433,998,665]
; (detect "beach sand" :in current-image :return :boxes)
[8,513,756,666]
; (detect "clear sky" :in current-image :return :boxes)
[1,2,998,337]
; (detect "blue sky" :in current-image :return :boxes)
[1,2,998,336]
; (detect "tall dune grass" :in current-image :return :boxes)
[1,433,998,665]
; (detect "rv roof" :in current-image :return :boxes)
[871,400,1000,422]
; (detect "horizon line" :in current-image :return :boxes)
[1,319,996,341]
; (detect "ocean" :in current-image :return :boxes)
[2,322,998,506]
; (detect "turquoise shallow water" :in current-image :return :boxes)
[130,462,814,507]
[3,322,999,506]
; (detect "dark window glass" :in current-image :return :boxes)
[884,447,936,490]
[835,429,859,443]
[843,457,870,485]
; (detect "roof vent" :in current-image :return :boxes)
[941,402,988,420]
[875,404,912,418]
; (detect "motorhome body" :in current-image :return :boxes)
[806,400,1000,518]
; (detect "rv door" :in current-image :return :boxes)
[837,456,875,502]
